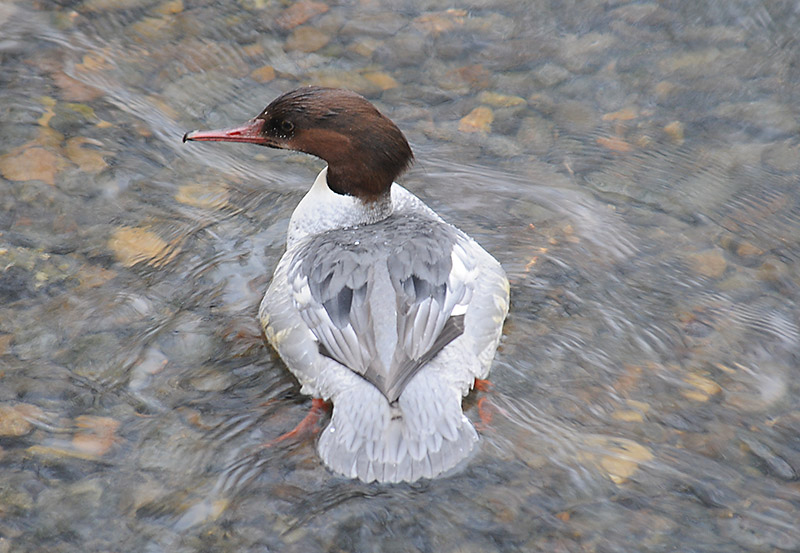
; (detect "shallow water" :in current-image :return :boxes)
[1,1,799,551]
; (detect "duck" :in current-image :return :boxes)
[184,86,509,483]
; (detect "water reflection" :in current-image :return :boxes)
[0,0,798,551]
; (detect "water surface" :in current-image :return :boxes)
[1,1,799,551]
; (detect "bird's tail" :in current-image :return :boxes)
[316,372,478,483]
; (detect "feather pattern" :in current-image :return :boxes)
[288,212,475,403]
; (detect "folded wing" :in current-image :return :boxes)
[288,214,476,402]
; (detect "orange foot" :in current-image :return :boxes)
[474,378,496,429]
[266,398,330,446]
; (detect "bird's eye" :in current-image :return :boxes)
[280,120,294,134]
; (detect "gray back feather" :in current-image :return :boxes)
[289,213,473,402]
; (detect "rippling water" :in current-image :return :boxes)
[1,1,799,551]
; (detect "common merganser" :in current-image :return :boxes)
[184,87,509,483]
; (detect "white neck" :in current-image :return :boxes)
[286,167,393,248]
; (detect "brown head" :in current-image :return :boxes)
[183,87,414,201]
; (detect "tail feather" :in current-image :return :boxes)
[317,374,478,483]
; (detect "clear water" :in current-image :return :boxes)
[1,1,798,551]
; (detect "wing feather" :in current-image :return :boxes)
[289,249,373,377]
[384,226,477,401]
[288,213,476,402]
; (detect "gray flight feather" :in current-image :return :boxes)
[288,212,474,402]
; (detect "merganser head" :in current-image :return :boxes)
[183,86,414,202]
